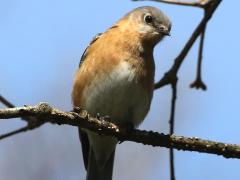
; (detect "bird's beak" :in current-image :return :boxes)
[163,31,171,36]
[158,25,171,36]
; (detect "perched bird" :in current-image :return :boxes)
[72,6,171,180]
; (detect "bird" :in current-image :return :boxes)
[72,6,171,180]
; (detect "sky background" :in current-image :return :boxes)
[0,0,240,180]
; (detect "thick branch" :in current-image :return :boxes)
[0,103,240,159]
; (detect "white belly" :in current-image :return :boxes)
[83,61,152,127]
[82,61,153,166]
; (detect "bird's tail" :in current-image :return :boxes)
[86,147,115,180]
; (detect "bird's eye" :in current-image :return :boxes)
[144,14,153,24]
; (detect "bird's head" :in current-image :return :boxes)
[118,6,171,47]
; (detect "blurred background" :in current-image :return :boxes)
[0,0,240,180]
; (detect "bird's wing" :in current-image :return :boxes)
[79,33,102,68]
[78,33,102,170]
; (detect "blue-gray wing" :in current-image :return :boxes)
[79,33,102,68]
[78,33,102,170]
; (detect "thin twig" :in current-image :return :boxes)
[0,95,15,108]
[190,10,207,90]
[169,82,177,138]
[169,79,178,180]
[133,0,209,8]
[0,95,45,138]
[0,125,30,140]
[154,0,221,89]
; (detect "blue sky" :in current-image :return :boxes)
[1,0,240,180]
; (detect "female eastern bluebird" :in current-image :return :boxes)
[72,6,171,180]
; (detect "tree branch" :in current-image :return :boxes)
[190,10,207,90]
[0,95,46,140]
[0,125,31,140]
[154,0,221,89]
[0,103,240,159]
[0,95,14,108]
[169,79,178,180]
[133,0,210,8]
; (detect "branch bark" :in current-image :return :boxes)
[0,103,240,159]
